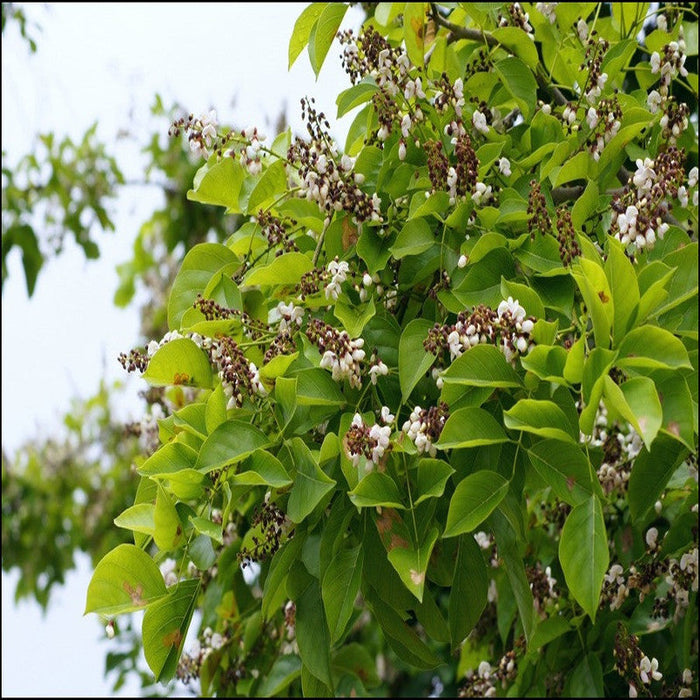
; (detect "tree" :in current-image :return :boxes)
[6,2,700,697]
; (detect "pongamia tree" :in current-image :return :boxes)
[29,2,700,697]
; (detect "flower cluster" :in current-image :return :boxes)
[664,546,698,622]
[344,412,392,471]
[169,109,218,160]
[305,318,365,388]
[459,650,519,698]
[288,97,382,224]
[257,210,298,255]
[498,3,534,39]
[585,97,622,161]
[527,179,552,239]
[338,26,409,94]
[325,257,350,300]
[368,350,389,385]
[176,626,228,685]
[402,402,449,456]
[208,336,266,409]
[651,38,689,95]
[613,623,663,698]
[526,563,558,616]
[555,206,582,266]
[611,147,686,252]
[434,73,466,119]
[236,126,267,175]
[582,401,643,495]
[238,498,292,567]
[581,36,609,104]
[535,3,558,24]
[424,298,536,380]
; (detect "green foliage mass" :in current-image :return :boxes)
[3,2,699,698]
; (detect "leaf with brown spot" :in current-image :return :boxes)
[143,579,200,683]
[341,217,359,250]
[597,290,610,303]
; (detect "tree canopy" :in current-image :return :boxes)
[3,2,698,698]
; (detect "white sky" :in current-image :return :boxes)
[1,3,363,695]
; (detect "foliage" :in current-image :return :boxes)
[1,124,124,296]
[65,1,700,697]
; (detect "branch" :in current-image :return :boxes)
[430,4,568,107]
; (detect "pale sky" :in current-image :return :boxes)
[1,3,363,695]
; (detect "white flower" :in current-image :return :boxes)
[398,140,407,161]
[478,661,492,679]
[380,406,394,424]
[210,632,224,650]
[645,527,659,549]
[586,107,599,129]
[647,90,663,113]
[105,620,115,639]
[577,18,588,42]
[536,3,557,24]
[472,110,489,135]
[688,166,698,188]
[650,52,661,74]
[498,157,511,176]
[497,296,526,322]
[657,14,667,32]
[457,254,468,268]
[639,655,662,683]
[369,360,389,385]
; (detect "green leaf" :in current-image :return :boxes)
[187,157,244,212]
[262,535,306,621]
[85,544,167,616]
[571,180,599,230]
[308,3,348,77]
[504,399,578,444]
[332,644,380,689]
[333,297,375,337]
[114,503,155,538]
[243,159,287,213]
[403,2,428,67]
[287,438,336,523]
[603,376,662,450]
[292,566,333,689]
[167,243,238,330]
[443,471,509,538]
[520,344,569,383]
[387,527,439,602]
[289,3,326,69]
[441,343,523,388]
[553,151,590,187]
[529,615,571,650]
[322,545,363,643]
[154,484,183,551]
[142,579,199,683]
[563,336,586,385]
[436,407,510,450]
[232,450,292,488]
[294,367,346,405]
[364,588,442,669]
[569,652,604,698]
[527,440,602,506]
[139,442,198,477]
[491,26,539,68]
[655,375,696,450]
[413,458,455,506]
[348,471,405,509]
[188,516,223,545]
[398,319,436,401]
[616,325,692,370]
[572,258,613,349]
[628,436,687,523]
[606,239,640,345]
[336,78,379,118]
[143,338,213,389]
[195,420,270,472]
[448,534,488,647]
[491,509,536,645]
[258,655,302,697]
[390,218,435,259]
[559,496,608,621]
[493,56,538,120]
[244,251,313,287]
